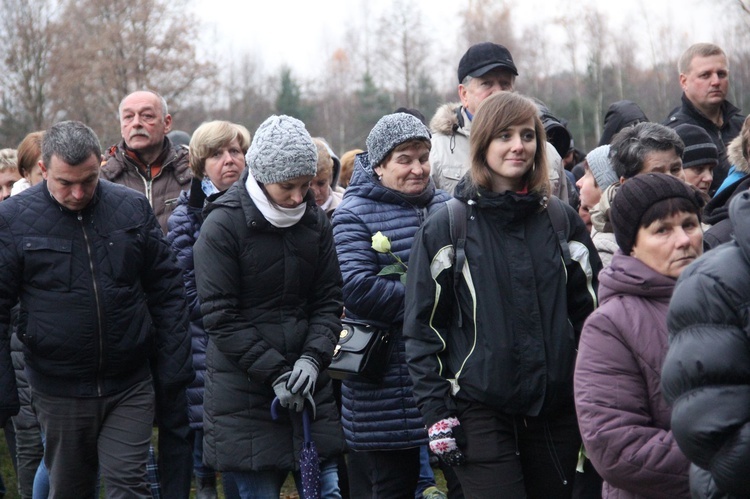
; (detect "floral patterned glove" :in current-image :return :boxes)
[428,416,466,467]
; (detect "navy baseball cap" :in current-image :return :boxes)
[458,42,518,83]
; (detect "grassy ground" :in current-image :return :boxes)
[0,434,446,498]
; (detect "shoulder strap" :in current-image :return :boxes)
[547,197,571,265]
[446,198,468,288]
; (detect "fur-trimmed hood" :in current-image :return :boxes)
[430,102,467,136]
[727,134,749,174]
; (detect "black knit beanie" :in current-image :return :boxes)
[674,124,718,169]
[610,173,703,254]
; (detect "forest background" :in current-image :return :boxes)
[2,0,750,157]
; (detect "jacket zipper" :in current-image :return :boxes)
[141,175,153,208]
[79,212,104,396]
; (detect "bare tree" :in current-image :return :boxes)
[458,0,516,54]
[47,0,214,146]
[313,48,356,153]
[373,0,432,109]
[0,0,55,145]
[584,9,608,145]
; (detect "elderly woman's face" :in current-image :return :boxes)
[375,142,430,195]
[631,210,702,279]
[311,170,332,206]
[204,137,244,191]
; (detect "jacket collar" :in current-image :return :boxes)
[345,152,437,209]
[681,93,741,130]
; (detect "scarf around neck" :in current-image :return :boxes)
[245,170,307,228]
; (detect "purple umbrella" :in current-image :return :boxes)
[271,397,321,499]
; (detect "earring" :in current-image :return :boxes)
[532,162,536,172]
[378,175,383,181]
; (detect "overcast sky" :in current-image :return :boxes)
[193,0,726,79]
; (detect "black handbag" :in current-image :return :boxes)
[327,319,392,381]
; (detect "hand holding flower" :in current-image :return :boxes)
[371,231,408,284]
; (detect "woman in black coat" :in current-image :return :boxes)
[405,92,600,499]
[166,120,250,498]
[194,115,344,499]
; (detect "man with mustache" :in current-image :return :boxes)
[663,43,745,195]
[102,90,194,498]
[102,90,192,234]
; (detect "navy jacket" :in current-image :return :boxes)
[166,179,210,429]
[331,152,450,450]
[0,180,192,407]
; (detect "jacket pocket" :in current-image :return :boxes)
[441,165,465,181]
[22,236,72,291]
[104,226,143,285]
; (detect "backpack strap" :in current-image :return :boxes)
[446,198,470,327]
[547,197,571,265]
[446,198,468,288]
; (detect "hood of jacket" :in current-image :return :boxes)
[346,151,439,209]
[703,173,750,226]
[590,182,619,233]
[729,190,750,262]
[727,133,749,174]
[430,102,471,138]
[598,252,676,305]
[598,100,649,146]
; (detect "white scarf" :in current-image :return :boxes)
[245,170,307,228]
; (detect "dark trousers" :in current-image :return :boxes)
[32,378,154,499]
[13,423,44,499]
[154,386,192,499]
[347,447,420,499]
[452,400,581,499]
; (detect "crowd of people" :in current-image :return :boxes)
[0,38,748,499]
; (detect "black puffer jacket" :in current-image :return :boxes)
[662,190,750,498]
[405,179,601,427]
[194,170,344,471]
[0,180,192,404]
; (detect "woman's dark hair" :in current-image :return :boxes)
[639,196,702,229]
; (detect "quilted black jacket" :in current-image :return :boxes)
[663,190,750,497]
[0,180,192,407]
[194,170,344,471]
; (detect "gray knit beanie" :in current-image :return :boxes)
[246,115,318,184]
[586,145,618,189]
[366,113,431,168]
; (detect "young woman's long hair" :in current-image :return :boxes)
[469,92,549,197]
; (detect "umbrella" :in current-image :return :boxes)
[271,397,321,499]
